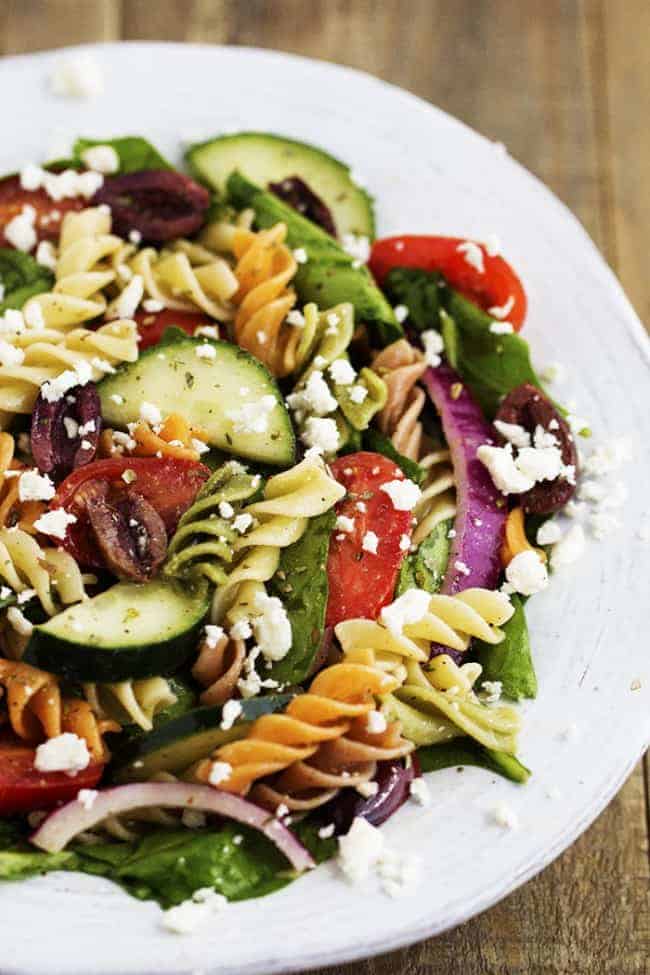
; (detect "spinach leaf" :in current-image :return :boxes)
[474,594,537,700]
[113,825,293,907]
[440,289,542,417]
[72,136,172,173]
[0,848,78,881]
[417,739,530,783]
[362,427,426,486]
[382,266,445,331]
[0,249,54,313]
[268,510,335,684]
[397,518,451,596]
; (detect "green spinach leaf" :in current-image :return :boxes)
[73,136,172,173]
[397,519,452,596]
[417,739,530,783]
[440,289,542,417]
[0,249,54,313]
[268,510,335,684]
[474,594,537,700]
[362,427,426,485]
[382,266,444,331]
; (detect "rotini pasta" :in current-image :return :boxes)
[500,506,546,567]
[193,655,409,799]
[100,413,209,463]
[0,659,119,760]
[82,677,177,732]
[0,432,45,533]
[0,527,88,616]
[192,630,247,706]
[125,245,237,322]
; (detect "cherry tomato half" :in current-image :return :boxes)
[135,309,219,351]
[0,734,104,815]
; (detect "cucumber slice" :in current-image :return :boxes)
[98,334,295,467]
[186,132,374,239]
[112,694,293,782]
[25,579,210,682]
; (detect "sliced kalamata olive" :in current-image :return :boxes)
[31,383,101,482]
[495,383,578,514]
[83,481,168,582]
[91,170,210,243]
[320,757,419,835]
[268,176,337,237]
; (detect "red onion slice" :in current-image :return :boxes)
[30,782,315,872]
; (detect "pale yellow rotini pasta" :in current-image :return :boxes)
[124,244,237,321]
[82,677,177,732]
[0,526,88,616]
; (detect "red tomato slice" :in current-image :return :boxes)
[369,235,527,330]
[135,309,219,351]
[0,735,104,814]
[325,452,414,627]
[52,456,210,567]
[0,175,85,248]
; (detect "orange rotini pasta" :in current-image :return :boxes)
[0,659,119,761]
[192,630,247,707]
[0,432,45,533]
[99,413,210,462]
[500,506,546,567]
[194,658,406,795]
[230,222,301,377]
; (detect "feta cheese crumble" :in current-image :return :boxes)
[362,530,379,554]
[421,329,444,367]
[139,401,162,426]
[494,420,531,448]
[489,321,514,335]
[380,588,430,634]
[488,295,515,319]
[456,240,485,273]
[208,761,233,786]
[77,789,98,810]
[33,508,77,541]
[349,385,367,404]
[536,520,563,545]
[328,358,356,386]
[80,144,119,174]
[250,589,292,662]
[490,802,519,830]
[18,469,55,503]
[162,887,227,934]
[34,733,89,775]
[380,478,421,511]
[301,417,339,455]
[195,344,217,360]
[337,817,384,883]
[292,247,308,264]
[393,304,409,323]
[4,206,37,252]
[220,699,243,732]
[341,233,370,264]
[504,550,548,595]
[227,395,277,435]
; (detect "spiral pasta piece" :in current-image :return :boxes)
[0,319,138,415]
[192,631,247,706]
[82,677,177,732]
[194,658,403,795]
[412,448,457,545]
[127,246,237,321]
[0,433,45,532]
[229,222,300,377]
[99,413,209,463]
[0,527,87,616]
[0,659,119,760]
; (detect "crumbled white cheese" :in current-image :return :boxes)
[4,206,37,252]
[286,309,305,328]
[335,515,355,534]
[34,733,89,775]
[380,588,430,634]
[337,817,385,883]
[220,699,243,731]
[109,393,125,406]
[341,233,370,264]
[6,606,33,636]
[19,166,103,202]
[493,420,531,448]
[490,802,519,830]
[35,240,58,271]
[128,230,142,245]
[292,247,308,264]
[399,533,411,551]
[17,589,36,606]
[489,321,514,335]
[393,304,409,324]
[318,823,336,839]
[421,329,444,367]
[227,395,277,435]
[329,358,356,386]
[195,344,217,360]
[409,778,431,806]
[488,295,515,319]
[505,550,548,595]
[194,325,218,339]
[355,500,367,513]
[536,520,562,545]
[18,469,55,503]
[456,240,485,273]
[550,524,585,570]
[80,144,119,174]
[33,508,77,540]
[41,361,93,403]
[362,530,379,554]
[0,340,25,367]
[380,478,421,511]
[77,789,98,810]
[208,761,233,786]
[203,624,224,649]
[218,501,234,520]
[349,385,367,404]
[233,513,253,535]
[476,443,534,494]
[139,401,162,426]
[481,680,503,704]
[162,887,227,934]
[454,560,471,577]
[50,52,105,99]
[251,589,292,662]
[230,618,253,642]
[142,298,164,314]
[366,710,388,734]
[301,417,339,455]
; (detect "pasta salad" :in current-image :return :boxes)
[0,133,587,926]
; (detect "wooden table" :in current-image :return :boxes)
[1,2,648,971]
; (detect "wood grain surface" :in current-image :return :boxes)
[1,2,648,972]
